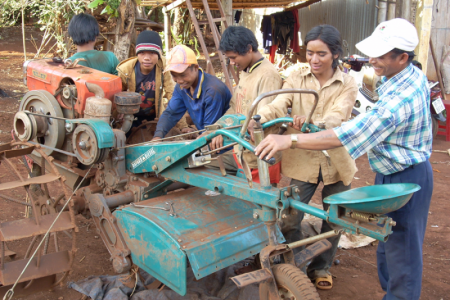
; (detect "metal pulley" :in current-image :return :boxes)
[72,124,109,165]
[15,90,65,156]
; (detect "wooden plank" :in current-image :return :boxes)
[166,0,187,11]
[0,211,74,242]
[285,0,318,10]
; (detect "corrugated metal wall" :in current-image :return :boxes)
[297,0,378,57]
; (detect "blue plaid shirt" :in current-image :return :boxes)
[333,64,432,175]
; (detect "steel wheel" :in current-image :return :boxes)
[259,264,320,300]
[0,142,76,298]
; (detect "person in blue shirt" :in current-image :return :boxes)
[152,45,231,140]
[67,13,119,75]
[253,18,433,300]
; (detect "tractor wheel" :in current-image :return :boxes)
[259,264,320,300]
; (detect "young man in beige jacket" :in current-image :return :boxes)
[116,30,191,138]
[248,25,358,289]
[208,26,282,182]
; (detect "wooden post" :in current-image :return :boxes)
[114,0,136,62]
[163,7,171,54]
[202,0,232,90]
[219,0,232,31]
[414,0,433,76]
[185,0,216,75]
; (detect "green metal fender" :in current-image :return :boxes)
[114,187,285,295]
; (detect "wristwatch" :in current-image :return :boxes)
[290,134,298,149]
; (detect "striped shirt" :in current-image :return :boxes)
[333,64,432,175]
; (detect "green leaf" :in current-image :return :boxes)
[88,0,104,9]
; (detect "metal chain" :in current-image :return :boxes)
[3,165,94,300]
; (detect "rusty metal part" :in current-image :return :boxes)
[165,201,177,217]
[114,92,141,115]
[348,211,378,222]
[277,108,292,135]
[253,115,270,188]
[18,90,65,156]
[240,89,319,137]
[287,230,342,250]
[86,190,132,274]
[200,142,238,155]
[294,240,332,269]
[0,141,78,299]
[216,156,227,177]
[63,58,87,69]
[120,129,205,149]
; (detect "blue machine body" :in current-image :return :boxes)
[114,187,284,295]
[90,113,421,296]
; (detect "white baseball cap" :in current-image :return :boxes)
[356,18,419,58]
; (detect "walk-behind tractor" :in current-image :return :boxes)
[0,59,420,299]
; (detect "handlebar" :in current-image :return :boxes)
[240,89,319,138]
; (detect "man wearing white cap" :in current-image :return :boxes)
[253,18,433,300]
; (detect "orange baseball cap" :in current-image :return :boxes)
[164,45,198,73]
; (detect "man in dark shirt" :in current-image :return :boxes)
[152,45,231,140]
[117,31,190,136]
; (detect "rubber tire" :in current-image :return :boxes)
[432,117,438,140]
[259,264,321,300]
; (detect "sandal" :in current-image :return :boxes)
[314,274,333,290]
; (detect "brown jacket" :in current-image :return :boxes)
[116,56,189,129]
[257,66,358,185]
[227,58,283,169]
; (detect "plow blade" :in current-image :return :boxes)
[0,250,71,286]
[0,211,74,242]
[0,173,60,191]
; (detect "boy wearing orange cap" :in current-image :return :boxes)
[152,45,232,140]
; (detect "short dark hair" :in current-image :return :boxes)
[68,13,100,45]
[305,25,343,69]
[390,48,415,64]
[219,26,258,55]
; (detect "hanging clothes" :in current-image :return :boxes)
[289,9,300,53]
[272,11,296,55]
[260,15,273,54]
[234,11,242,24]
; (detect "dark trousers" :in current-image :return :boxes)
[282,170,350,279]
[375,160,433,300]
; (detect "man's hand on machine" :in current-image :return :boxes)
[290,115,312,131]
[247,115,312,142]
[181,127,198,139]
[151,136,162,141]
[209,135,224,153]
[255,134,292,160]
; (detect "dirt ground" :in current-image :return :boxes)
[0,26,449,300]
